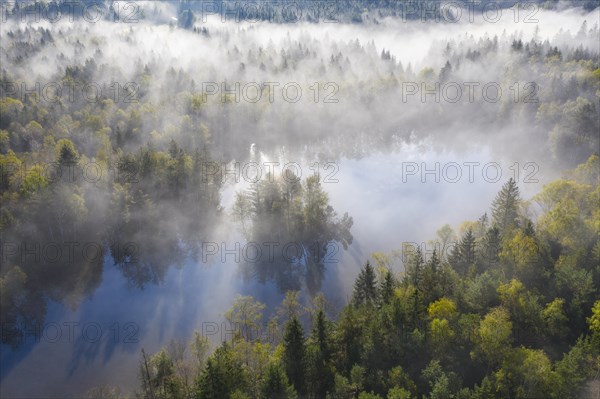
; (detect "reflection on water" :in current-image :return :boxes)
[1,250,280,397]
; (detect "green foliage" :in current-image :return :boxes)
[472,307,513,366]
[0,129,10,153]
[224,295,266,342]
[421,250,442,305]
[19,164,47,198]
[463,271,500,313]
[352,261,378,306]
[493,348,557,399]
[306,309,335,397]
[421,360,462,399]
[549,97,599,165]
[386,386,413,399]
[588,301,600,350]
[196,343,249,399]
[428,298,457,321]
[542,298,569,339]
[554,337,598,398]
[535,178,597,250]
[497,279,543,341]
[379,269,397,305]
[233,171,353,293]
[386,366,416,397]
[449,229,476,276]
[589,301,600,335]
[358,392,384,399]
[283,317,306,394]
[56,138,80,165]
[260,363,297,399]
[491,178,521,237]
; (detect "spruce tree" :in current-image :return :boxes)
[407,247,425,327]
[197,343,247,399]
[491,178,521,237]
[449,229,476,276]
[480,226,501,269]
[306,309,333,398]
[352,261,378,306]
[283,316,306,395]
[422,249,441,304]
[379,270,396,305]
[260,363,296,399]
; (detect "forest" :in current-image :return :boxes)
[121,158,600,399]
[0,0,599,398]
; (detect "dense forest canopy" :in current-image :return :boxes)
[0,0,598,398]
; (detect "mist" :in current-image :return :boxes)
[0,0,599,397]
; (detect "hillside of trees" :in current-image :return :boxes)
[1,6,599,163]
[95,155,599,399]
[6,1,597,26]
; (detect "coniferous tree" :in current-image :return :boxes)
[476,213,489,239]
[491,178,521,237]
[56,139,79,165]
[479,226,501,270]
[352,261,378,306]
[523,219,536,237]
[449,229,476,276]
[313,309,330,357]
[55,139,80,184]
[422,249,441,305]
[306,309,334,398]
[260,363,296,399]
[439,60,452,83]
[283,316,306,395]
[379,270,396,305]
[406,247,425,327]
[197,343,248,399]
